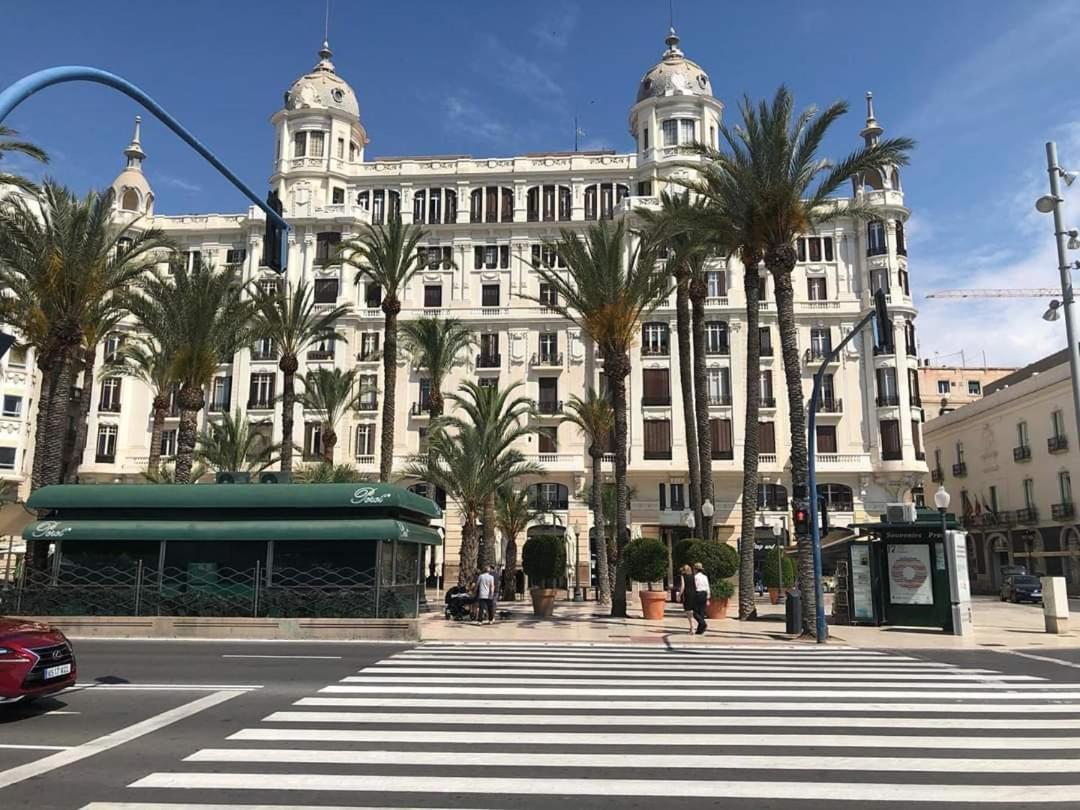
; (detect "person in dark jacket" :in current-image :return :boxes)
[675,564,697,634]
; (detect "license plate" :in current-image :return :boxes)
[43,664,71,680]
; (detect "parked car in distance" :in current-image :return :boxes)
[0,617,77,704]
[1000,574,1043,604]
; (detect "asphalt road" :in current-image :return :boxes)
[3,639,1080,809]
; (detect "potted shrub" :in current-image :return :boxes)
[763,553,796,604]
[522,534,566,617]
[623,536,669,620]
[708,578,735,618]
[693,540,739,619]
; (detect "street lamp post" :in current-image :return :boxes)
[701,500,715,541]
[934,484,951,542]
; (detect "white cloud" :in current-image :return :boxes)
[443,95,513,145]
[157,174,202,193]
[481,35,565,111]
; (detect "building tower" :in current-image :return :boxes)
[110,116,154,217]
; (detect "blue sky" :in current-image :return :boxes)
[2,0,1079,367]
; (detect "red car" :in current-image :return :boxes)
[0,617,77,704]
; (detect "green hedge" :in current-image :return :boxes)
[522,534,566,588]
[711,578,735,599]
[763,553,796,588]
[623,537,668,587]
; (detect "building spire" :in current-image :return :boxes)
[860,90,883,147]
[123,115,146,171]
[664,26,683,59]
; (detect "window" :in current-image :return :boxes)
[758,484,788,511]
[225,248,247,266]
[95,424,117,463]
[933,448,942,471]
[870,267,890,293]
[1053,409,1066,438]
[307,131,325,158]
[308,335,334,360]
[989,486,999,514]
[904,319,917,355]
[796,236,835,264]
[760,370,774,403]
[880,419,902,460]
[867,220,887,256]
[356,424,375,457]
[937,380,950,395]
[293,131,307,157]
[955,441,965,465]
[210,376,231,412]
[182,250,202,272]
[670,483,685,512]
[810,327,832,358]
[539,282,557,309]
[876,367,898,406]
[643,420,672,459]
[662,119,678,146]
[908,368,921,405]
[538,426,558,454]
[706,270,727,298]
[710,418,733,459]
[331,187,345,205]
[912,419,923,459]
[758,275,768,300]
[314,232,340,265]
[99,377,122,412]
[103,332,123,363]
[1060,470,1073,505]
[539,333,558,363]
[896,220,907,256]
[898,268,910,296]
[537,378,559,413]
[480,333,500,366]
[758,326,772,356]
[705,366,731,405]
[424,284,443,309]
[249,373,276,409]
[160,429,177,458]
[807,277,827,301]
[478,377,499,389]
[482,284,500,308]
[0,447,14,471]
[7,346,26,367]
[358,375,378,410]
[818,483,854,512]
[642,128,650,151]
[303,422,323,459]
[313,278,339,303]
[658,483,666,512]
[365,283,383,308]
[336,137,344,159]
[816,424,838,454]
[1018,421,1030,448]
[359,333,380,360]
[705,321,729,354]
[968,380,981,396]
[349,140,359,161]
[252,336,276,361]
[759,421,776,454]
[1023,478,1036,509]
[1,395,20,418]
[642,368,671,406]
[642,322,669,356]
[529,482,569,511]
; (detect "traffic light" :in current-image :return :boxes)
[792,499,811,537]
[874,288,893,353]
[262,190,286,273]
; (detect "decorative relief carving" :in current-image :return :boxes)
[509,330,528,364]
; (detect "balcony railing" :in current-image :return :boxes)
[1049,435,1069,453]
[355,454,376,466]
[931,467,944,482]
[866,245,888,257]
[251,351,278,362]
[410,402,431,417]
[952,462,967,477]
[641,396,671,407]
[95,453,115,464]
[98,401,121,413]
[356,398,379,412]
[537,400,563,415]
[805,347,835,363]
[708,394,732,407]
[915,450,926,461]
[876,394,900,407]
[208,400,231,414]
[909,395,922,407]
[1052,502,1075,521]
[759,345,774,357]
[1015,507,1039,524]
[306,350,334,361]
[760,397,776,408]
[1014,445,1032,462]
[706,343,730,356]
[816,398,843,413]
[247,398,274,410]
[356,351,380,362]
[530,352,563,368]
[477,353,501,369]
[641,346,670,357]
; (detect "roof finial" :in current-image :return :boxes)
[664,25,683,58]
[123,115,146,170]
[316,0,334,68]
[860,91,883,147]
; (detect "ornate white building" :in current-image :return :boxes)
[13,30,928,583]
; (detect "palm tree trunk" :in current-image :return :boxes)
[458,512,479,587]
[62,349,95,483]
[590,447,611,605]
[739,258,763,621]
[675,275,701,530]
[689,281,713,540]
[323,427,337,463]
[480,496,497,570]
[29,350,72,569]
[767,246,814,633]
[30,357,55,493]
[280,361,297,473]
[379,300,401,482]
[501,533,518,601]
[607,352,630,618]
[147,406,166,472]
[174,386,204,484]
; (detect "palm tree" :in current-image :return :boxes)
[0,183,166,527]
[127,258,252,483]
[399,316,474,420]
[195,408,281,474]
[297,367,366,463]
[579,480,637,594]
[495,485,537,601]
[143,460,206,484]
[105,335,177,473]
[561,388,614,605]
[711,87,914,630]
[339,219,428,481]
[295,462,371,483]
[0,126,48,192]
[251,280,348,473]
[532,220,669,617]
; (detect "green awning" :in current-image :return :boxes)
[23,518,442,546]
[26,483,442,520]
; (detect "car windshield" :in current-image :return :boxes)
[1012,576,1040,586]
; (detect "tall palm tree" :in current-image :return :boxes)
[251,280,348,473]
[105,334,177,473]
[127,258,252,483]
[714,87,914,630]
[63,307,123,482]
[533,220,669,617]
[494,485,537,601]
[0,183,166,524]
[295,461,371,483]
[0,126,48,192]
[399,316,474,420]
[195,408,281,474]
[339,219,428,481]
[297,367,366,463]
[561,388,614,605]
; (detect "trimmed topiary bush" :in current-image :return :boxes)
[711,577,736,599]
[763,553,796,589]
[672,537,703,571]
[693,541,739,582]
[522,534,566,589]
[623,537,669,589]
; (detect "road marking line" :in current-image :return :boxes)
[84,804,491,810]
[69,684,262,691]
[341,675,1042,687]
[221,655,343,660]
[372,660,993,671]
[999,649,1080,670]
[297,696,1080,712]
[125,772,1070,802]
[420,642,873,650]
[0,690,246,790]
[262,710,1080,729]
[226,727,1080,749]
[185,747,1080,772]
[0,743,72,751]
[362,666,1034,679]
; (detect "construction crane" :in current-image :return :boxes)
[926,289,1058,299]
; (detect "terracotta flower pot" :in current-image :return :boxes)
[530,587,557,618]
[706,597,728,620]
[639,590,667,620]
[768,587,781,604]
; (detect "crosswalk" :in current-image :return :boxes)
[85,642,1080,808]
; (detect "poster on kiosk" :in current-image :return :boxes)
[945,530,973,636]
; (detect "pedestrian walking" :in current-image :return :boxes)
[692,562,709,635]
[476,565,496,624]
[675,564,697,634]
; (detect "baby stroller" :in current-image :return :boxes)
[444,585,474,621]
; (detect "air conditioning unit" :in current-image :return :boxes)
[259,471,291,484]
[885,502,916,524]
[216,471,251,484]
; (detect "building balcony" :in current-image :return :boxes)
[247,398,274,411]
[760,397,776,408]
[706,343,730,356]
[95,453,115,464]
[1016,507,1039,525]
[641,346,670,358]
[1014,445,1032,462]
[758,453,778,465]
[537,400,563,415]
[915,450,926,461]
[872,344,895,357]
[759,346,774,358]
[931,467,944,482]
[952,462,967,477]
[527,453,583,471]
[1049,435,1069,453]
[477,353,501,369]
[356,351,380,363]
[641,396,671,407]
[530,352,563,368]
[306,350,334,362]
[708,394,732,407]
[355,454,376,467]
[705,296,729,307]
[1052,502,1075,521]
[804,347,836,364]
[98,402,121,413]
[356,398,379,412]
[866,245,889,258]
[876,394,900,407]
[410,402,431,417]
[816,398,843,414]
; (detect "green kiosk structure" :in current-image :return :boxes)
[16,483,441,619]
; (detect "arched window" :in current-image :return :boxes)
[359,189,401,224]
[527,184,572,223]
[817,483,854,511]
[470,189,483,223]
[527,482,569,510]
[584,186,597,221]
[583,183,629,221]
[890,168,902,191]
[121,188,139,211]
[862,168,884,192]
[758,484,788,511]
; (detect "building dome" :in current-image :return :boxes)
[110,116,154,216]
[636,28,712,104]
[284,41,360,119]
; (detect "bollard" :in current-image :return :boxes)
[1042,576,1069,634]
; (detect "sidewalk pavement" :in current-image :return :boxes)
[422,592,1080,649]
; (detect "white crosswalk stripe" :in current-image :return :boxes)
[94,642,1080,808]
